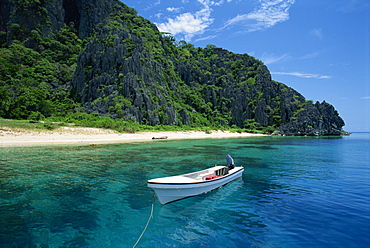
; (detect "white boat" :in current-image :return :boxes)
[147,155,244,204]
[152,136,168,140]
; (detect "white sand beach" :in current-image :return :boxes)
[0,126,265,146]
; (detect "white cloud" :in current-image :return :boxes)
[155,0,295,40]
[261,53,290,64]
[144,0,161,11]
[299,52,320,60]
[166,7,182,12]
[259,51,321,65]
[156,10,213,41]
[272,71,332,79]
[156,0,214,41]
[224,0,296,32]
[310,29,323,39]
[337,0,370,13]
[360,96,370,99]
[194,35,218,42]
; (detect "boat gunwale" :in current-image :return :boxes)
[147,167,244,185]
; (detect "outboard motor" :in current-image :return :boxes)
[226,154,234,170]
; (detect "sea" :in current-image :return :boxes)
[0,133,369,248]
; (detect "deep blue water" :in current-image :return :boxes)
[0,133,369,247]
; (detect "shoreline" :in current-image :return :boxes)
[0,127,266,147]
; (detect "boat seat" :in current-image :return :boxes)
[203,174,220,180]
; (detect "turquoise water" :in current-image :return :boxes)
[0,133,369,247]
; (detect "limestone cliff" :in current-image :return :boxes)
[0,0,346,135]
[276,101,345,135]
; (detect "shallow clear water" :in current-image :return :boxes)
[1,133,369,247]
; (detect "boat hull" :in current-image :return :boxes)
[148,167,244,204]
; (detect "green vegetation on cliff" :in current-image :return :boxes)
[0,24,82,119]
[0,0,345,135]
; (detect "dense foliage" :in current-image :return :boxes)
[0,0,345,135]
[0,23,82,119]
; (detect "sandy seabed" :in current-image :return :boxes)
[0,126,265,147]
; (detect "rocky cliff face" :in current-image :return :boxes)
[0,0,118,40]
[0,0,346,135]
[72,22,179,125]
[276,101,345,135]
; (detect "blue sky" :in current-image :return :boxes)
[121,0,369,132]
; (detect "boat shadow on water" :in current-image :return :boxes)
[146,177,246,245]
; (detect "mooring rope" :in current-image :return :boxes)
[132,196,155,248]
